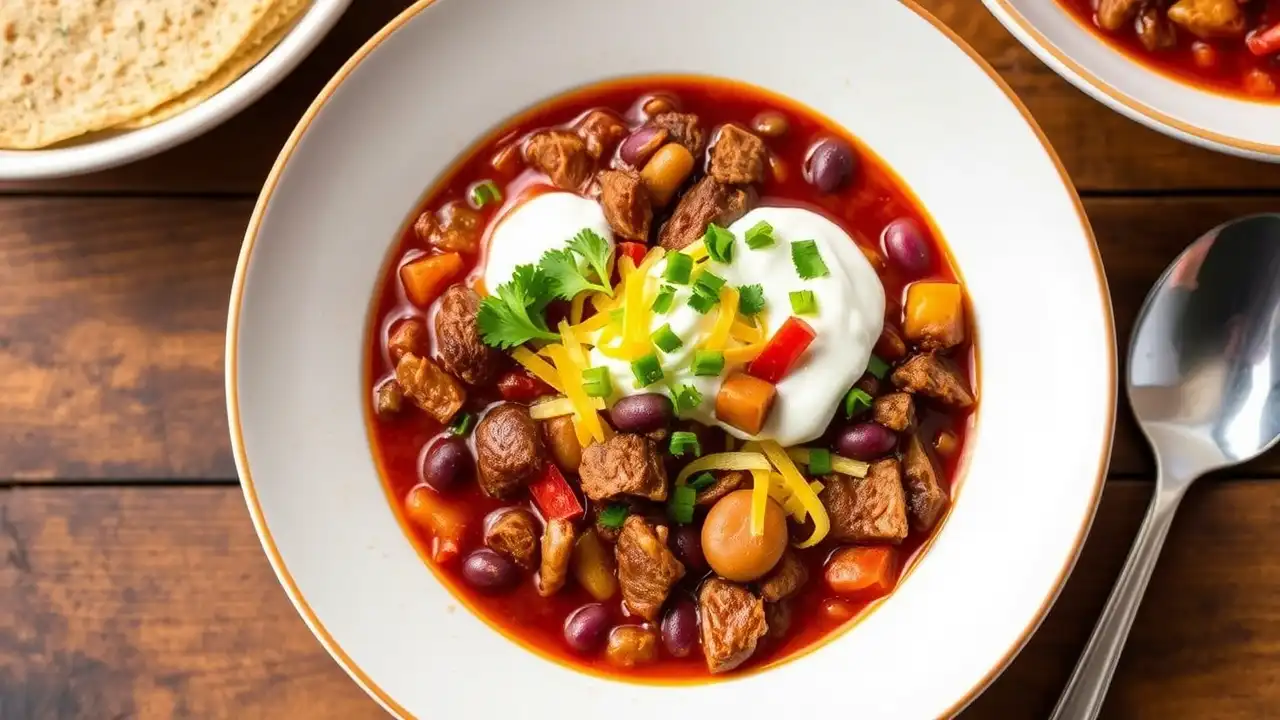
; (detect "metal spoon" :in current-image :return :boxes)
[1050,214,1280,720]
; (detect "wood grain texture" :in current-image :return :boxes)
[2,482,1277,719]
[3,0,1279,196]
[2,195,1277,481]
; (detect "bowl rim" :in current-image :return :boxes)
[225,1,1117,716]
[982,0,1280,162]
[0,0,354,181]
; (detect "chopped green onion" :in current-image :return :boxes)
[704,224,736,263]
[694,270,726,297]
[651,285,676,313]
[652,324,683,353]
[597,503,630,529]
[789,289,818,315]
[583,366,613,398]
[691,350,725,377]
[745,220,775,249]
[631,354,664,388]
[843,387,873,418]
[447,411,475,436]
[807,448,833,476]
[469,180,502,208]
[791,240,830,279]
[867,354,890,379]
[663,253,693,284]
[687,471,717,491]
[738,284,766,316]
[669,431,702,458]
[667,484,697,524]
[687,291,717,314]
[673,383,703,413]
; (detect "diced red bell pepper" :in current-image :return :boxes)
[1248,24,1280,57]
[618,241,648,267]
[529,462,584,521]
[747,316,817,384]
[496,369,556,403]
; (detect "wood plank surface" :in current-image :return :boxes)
[2,481,1276,719]
[4,0,1280,196]
[3,195,1277,481]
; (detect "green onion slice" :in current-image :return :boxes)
[691,350,725,377]
[631,354,664,388]
[745,220,775,249]
[651,285,676,313]
[687,471,717,491]
[469,180,502,208]
[448,411,475,436]
[790,289,818,315]
[843,387,873,418]
[867,354,890,380]
[669,430,702,458]
[704,224,736,263]
[652,324,683,353]
[663,253,693,284]
[582,366,613,398]
[667,485,697,524]
[807,448,833,476]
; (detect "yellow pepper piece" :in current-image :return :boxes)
[760,440,830,548]
[675,451,772,486]
[511,347,565,393]
[703,286,740,351]
[749,469,771,537]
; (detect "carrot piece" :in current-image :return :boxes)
[400,252,463,308]
[403,485,469,566]
[824,546,898,600]
[714,372,777,435]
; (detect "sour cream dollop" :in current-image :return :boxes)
[483,191,614,292]
[587,206,884,447]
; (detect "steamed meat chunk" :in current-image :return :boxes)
[1168,0,1245,38]
[694,470,748,507]
[474,404,544,499]
[651,112,706,157]
[658,177,756,250]
[821,459,909,544]
[891,353,975,408]
[698,578,767,674]
[485,508,540,571]
[434,285,502,386]
[709,124,767,185]
[577,109,627,159]
[872,392,915,432]
[414,200,483,254]
[1096,0,1143,31]
[579,434,669,502]
[903,432,949,533]
[395,352,465,424]
[599,169,652,241]
[524,130,592,190]
[616,516,685,621]
[759,549,809,602]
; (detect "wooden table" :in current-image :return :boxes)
[2,1,1278,717]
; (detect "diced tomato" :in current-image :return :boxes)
[747,316,816,384]
[618,241,648,267]
[496,369,556,403]
[529,463,584,521]
[1247,25,1280,57]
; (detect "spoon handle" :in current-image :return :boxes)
[1049,488,1184,720]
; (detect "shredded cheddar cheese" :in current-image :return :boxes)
[675,451,772,486]
[703,286,740,350]
[511,347,565,393]
[760,440,830,548]
[570,294,586,325]
[541,344,606,446]
[750,469,771,536]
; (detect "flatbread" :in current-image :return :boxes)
[116,0,309,129]
[0,0,274,149]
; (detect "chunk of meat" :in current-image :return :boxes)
[387,318,429,364]
[903,432,949,533]
[764,599,793,643]
[658,177,756,250]
[1096,0,1143,31]
[615,516,685,621]
[598,170,652,241]
[579,433,669,502]
[577,109,628,160]
[698,578,767,674]
[1167,0,1245,38]
[709,124,767,185]
[891,353,975,408]
[374,379,404,418]
[872,392,915,432]
[694,470,748,507]
[434,285,502,386]
[1136,5,1177,51]
[474,403,544,498]
[759,549,809,602]
[537,517,576,596]
[822,459,909,544]
[651,112,706,157]
[605,626,659,667]
[413,200,484,254]
[484,508,540,571]
[524,130,592,190]
[395,353,465,424]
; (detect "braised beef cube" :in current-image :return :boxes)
[524,130,592,190]
[658,177,756,250]
[387,318,429,364]
[413,200,484,254]
[821,459,909,544]
[537,517,577,596]
[474,403,544,499]
[484,508,540,571]
[374,379,404,417]
[1096,0,1143,31]
[579,433,669,502]
[891,353,975,408]
[764,599,793,643]
[577,109,627,159]
[694,470,748,507]
[395,352,465,424]
[616,516,685,621]
[872,392,915,432]
[1167,0,1244,39]
[709,124,767,185]
[434,285,502,386]
[903,432,949,533]
[651,111,706,157]
[759,549,809,602]
[1136,6,1176,51]
[598,169,652,241]
[593,497,642,543]
[698,578,767,674]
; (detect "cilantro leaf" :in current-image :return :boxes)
[738,284,766,316]
[566,229,614,291]
[477,263,560,349]
[541,248,612,301]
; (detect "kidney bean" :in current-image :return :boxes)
[882,217,934,277]
[619,126,667,167]
[461,548,520,593]
[420,436,473,493]
[834,422,898,460]
[661,598,699,658]
[563,603,612,654]
[671,524,707,572]
[496,370,556,403]
[608,393,674,433]
[751,110,789,138]
[804,137,856,193]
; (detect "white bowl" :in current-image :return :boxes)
[0,0,352,181]
[984,0,1280,162]
[227,0,1116,717]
